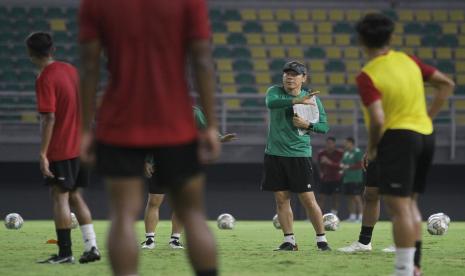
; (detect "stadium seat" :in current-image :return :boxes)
[52,32,70,44]
[287,47,303,59]
[232,47,251,58]
[328,73,345,85]
[281,34,298,45]
[339,99,356,109]
[271,73,282,84]
[269,48,285,58]
[424,22,442,35]
[322,99,336,109]
[250,47,267,58]
[440,35,458,47]
[432,10,448,21]
[326,47,342,59]
[243,21,262,33]
[450,10,464,21]
[65,7,78,20]
[310,73,326,85]
[456,74,465,85]
[316,22,332,33]
[34,19,50,31]
[347,73,358,85]
[329,10,344,21]
[216,59,233,71]
[436,60,455,73]
[329,85,347,94]
[245,34,262,45]
[316,35,332,45]
[233,59,253,72]
[0,7,7,18]
[276,9,291,21]
[227,33,246,45]
[10,7,27,18]
[398,10,414,21]
[240,9,257,21]
[213,33,227,45]
[28,7,45,19]
[404,22,423,34]
[394,22,404,34]
[334,35,350,46]
[1,71,18,82]
[293,10,309,21]
[219,73,234,84]
[224,9,241,21]
[455,85,465,95]
[253,60,269,71]
[300,35,316,45]
[307,60,325,72]
[258,9,274,21]
[263,22,278,33]
[264,34,279,45]
[344,47,360,59]
[304,47,325,58]
[311,10,326,21]
[269,59,286,72]
[225,99,240,109]
[456,62,465,73]
[456,48,465,59]
[346,60,361,72]
[238,86,258,93]
[346,10,362,22]
[209,9,222,22]
[46,7,64,18]
[49,19,67,31]
[436,48,452,59]
[279,21,299,33]
[442,23,458,35]
[255,73,271,84]
[212,22,227,32]
[416,10,431,22]
[421,35,439,47]
[235,73,255,85]
[333,21,353,33]
[213,47,231,58]
[417,47,434,59]
[382,9,398,20]
[326,60,345,72]
[227,22,242,33]
[299,22,314,33]
[405,35,421,46]
[221,85,237,94]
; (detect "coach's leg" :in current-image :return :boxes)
[107,177,144,276]
[298,192,325,234]
[274,191,294,235]
[170,174,216,273]
[51,185,73,257]
[384,195,415,276]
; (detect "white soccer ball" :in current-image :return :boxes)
[217,213,235,230]
[427,212,450,226]
[272,214,281,229]
[4,213,24,230]
[427,216,448,235]
[70,212,79,229]
[322,213,339,231]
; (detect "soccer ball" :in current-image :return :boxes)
[427,213,450,235]
[272,214,281,229]
[217,213,235,230]
[428,213,450,226]
[4,213,24,230]
[322,213,339,231]
[70,212,79,229]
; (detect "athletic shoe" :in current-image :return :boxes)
[338,241,372,253]
[317,242,331,251]
[382,245,395,253]
[37,254,75,264]
[141,238,155,249]
[273,242,298,251]
[79,247,101,264]
[168,239,184,249]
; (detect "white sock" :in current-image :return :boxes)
[349,213,357,220]
[330,209,338,215]
[284,234,296,245]
[80,224,97,251]
[170,233,181,240]
[146,232,155,239]
[316,234,327,243]
[394,247,415,276]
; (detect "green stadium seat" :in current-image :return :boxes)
[436,60,455,73]
[233,59,253,71]
[329,85,347,94]
[212,22,227,32]
[243,21,262,33]
[213,47,231,58]
[0,7,7,18]
[10,7,27,18]
[224,9,241,21]
[33,19,50,31]
[235,73,255,85]
[0,57,15,69]
[440,35,458,47]
[346,85,359,94]
[455,85,465,95]
[272,73,282,84]
[421,35,439,47]
[404,22,423,34]
[269,59,286,72]
[52,32,70,43]
[20,83,35,92]
[67,20,78,33]
[325,60,345,72]
[333,21,353,33]
[0,32,16,44]
[65,7,78,20]
[382,9,398,20]
[1,71,18,82]
[0,19,11,32]
[424,22,442,35]
[304,47,325,58]
[209,9,223,22]
[28,7,45,19]
[0,45,11,57]
[15,19,31,32]
[15,58,32,70]
[46,7,65,18]
[18,71,36,83]
[231,47,251,58]
[238,86,258,93]
[227,33,246,45]
[278,21,299,33]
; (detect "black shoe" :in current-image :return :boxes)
[37,254,75,264]
[168,239,184,249]
[317,242,331,251]
[274,242,298,251]
[79,247,101,264]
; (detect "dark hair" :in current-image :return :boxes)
[25,32,54,58]
[355,13,394,48]
[326,136,336,142]
[345,137,355,144]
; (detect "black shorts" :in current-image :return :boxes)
[261,154,315,193]
[45,158,89,191]
[342,182,364,195]
[96,140,202,193]
[319,181,341,195]
[365,160,379,188]
[147,176,166,194]
[377,130,435,197]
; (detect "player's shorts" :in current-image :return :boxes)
[365,160,379,188]
[45,157,89,191]
[342,182,364,195]
[377,130,435,197]
[146,175,166,194]
[319,181,341,195]
[96,140,201,193]
[261,154,315,193]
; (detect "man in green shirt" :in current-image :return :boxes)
[261,61,331,251]
[340,137,364,222]
[141,106,236,249]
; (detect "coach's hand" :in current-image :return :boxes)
[199,127,221,164]
[144,162,154,178]
[293,114,310,129]
[292,91,319,105]
[220,133,238,143]
[40,154,54,178]
[80,131,96,166]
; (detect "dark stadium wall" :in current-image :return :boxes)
[0,162,464,221]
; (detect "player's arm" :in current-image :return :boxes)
[39,112,55,177]
[266,89,316,109]
[347,151,363,170]
[426,71,455,119]
[366,100,384,160]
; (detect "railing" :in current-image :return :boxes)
[1,91,464,159]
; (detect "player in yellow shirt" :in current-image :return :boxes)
[338,13,454,276]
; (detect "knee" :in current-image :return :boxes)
[364,190,379,203]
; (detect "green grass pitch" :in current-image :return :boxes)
[1,221,464,275]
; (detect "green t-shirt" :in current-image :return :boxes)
[341,147,363,183]
[264,85,329,157]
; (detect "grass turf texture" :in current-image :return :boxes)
[1,221,464,275]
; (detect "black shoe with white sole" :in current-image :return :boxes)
[37,254,75,264]
[274,242,298,251]
[79,247,101,264]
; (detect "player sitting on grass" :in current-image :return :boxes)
[27,32,100,264]
[261,61,331,251]
[141,106,237,250]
